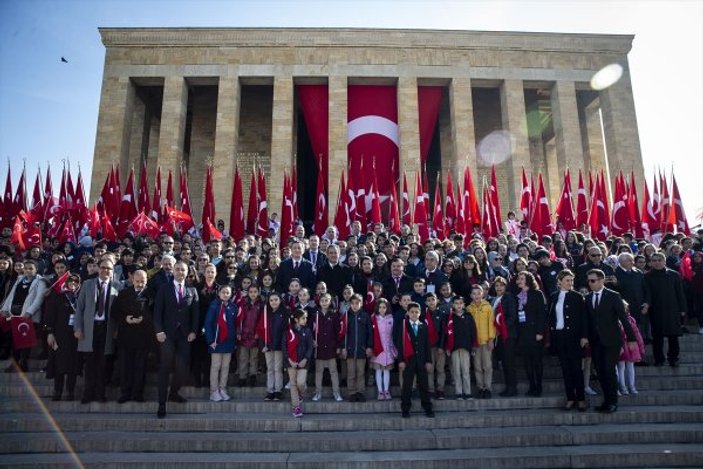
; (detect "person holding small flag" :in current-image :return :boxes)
[443,296,478,400]
[283,309,313,418]
[492,277,519,397]
[204,284,237,402]
[468,284,496,399]
[370,298,396,400]
[394,301,434,418]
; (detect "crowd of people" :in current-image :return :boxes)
[0,218,701,419]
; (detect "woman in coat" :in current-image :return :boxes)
[549,270,589,411]
[44,275,82,400]
[515,271,547,397]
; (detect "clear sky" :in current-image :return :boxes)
[1,0,701,224]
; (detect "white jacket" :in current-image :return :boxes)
[1,275,48,323]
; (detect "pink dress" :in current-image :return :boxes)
[371,314,397,366]
[619,315,645,362]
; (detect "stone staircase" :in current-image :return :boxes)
[1,334,702,468]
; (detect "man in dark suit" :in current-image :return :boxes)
[394,302,434,418]
[585,269,637,413]
[74,258,122,404]
[154,261,199,418]
[316,244,351,301]
[144,255,175,299]
[303,235,328,274]
[575,247,616,293]
[382,257,414,306]
[614,252,651,347]
[277,240,316,291]
[423,251,449,295]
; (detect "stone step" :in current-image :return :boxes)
[2,422,702,454]
[3,374,701,400]
[3,443,703,468]
[3,405,701,433]
[2,389,702,414]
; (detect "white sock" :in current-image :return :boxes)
[382,369,390,392]
[626,362,636,389]
[617,361,626,390]
[375,369,384,393]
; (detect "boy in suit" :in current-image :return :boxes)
[395,302,434,418]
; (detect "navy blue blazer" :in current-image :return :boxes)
[276,257,316,291]
[153,282,199,339]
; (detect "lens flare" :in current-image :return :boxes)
[477,130,513,166]
[590,64,623,90]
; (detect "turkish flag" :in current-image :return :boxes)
[151,166,163,223]
[11,317,37,350]
[179,166,194,229]
[575,169,589,229]
[589,175,610,241]
[138,162,150,215]
[348,85,398,218]
[464,166,481,229]
[611,171,630,236]
[229,166,245,241]
[445,171,457,231]
[387,172,401,235]
[670,174,690,235]
[401,171,411,227]
[22,223,42,249]
[432,176,445,239]
[369,171,382,228]
[489,165,502,231]
[73,170,88,227]
[401,320,414,363]
[10,216,26,252]
[130,212,161,239]
[519,167,532,223]
[413,172,430,240]
[201,166,215,234]
[116,168,138,238]
[29,172,44,223]
[256,166,268,238]
[530,174,553,238]
[640,178,656,240]
[312,161,328,236]
[246,170,257,234]
[628,172,643,239]
[334,171,350,240]
[279,171,294,244]
[555,169,576,231]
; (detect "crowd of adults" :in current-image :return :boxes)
[0,216,701,418]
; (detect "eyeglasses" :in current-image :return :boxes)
[587,279,601,283]
[225,256,235,259]
[228,267,237,271]
[494,257,503,261]
[589,254,602,258]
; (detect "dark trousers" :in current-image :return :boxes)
[83,322,107,400]
[497,338,517,391]
[119,347,147,399]
[158,336,191,404]
[522,344,543,393]
[400,357,433,414]
[652,331,680,364]
[591,343,620,406]
[190,336,210,386]
[54,373,77,398]
[553,332,585,401]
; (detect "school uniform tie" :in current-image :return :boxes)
[412,322,418,335]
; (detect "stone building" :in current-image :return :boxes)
[91,27,643,227]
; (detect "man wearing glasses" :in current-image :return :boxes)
[575,247,616,294]
[74,259,122,403]
[585,269,637,413]
[161,237,175,257]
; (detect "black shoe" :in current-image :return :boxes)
[98,396,108,403]
[401,411,410,418]
[356,392,366,402]
[484,389,492,399]
[117,396,129,404]
[65,394,75,401]
[595,403,609,412]
[273,392,282,401]
[348,393,358,402]
[264,393,274,401]
[654,361,664,367]
[635,360,650,367]
[51,395,61,401]
[133,396,145,403]
[577,401,588,412]
[168,393,187,403]
[499,388,517,397]
[157,404,166,418]
[425,410,435,418]
[525,389,537,397]
[669,360,679,368]
[436,391,445,400]
[80,397,92,404]
[238,379,247,387]
[248,376,257,387]
[603,404,617,413]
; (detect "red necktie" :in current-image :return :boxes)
[178,284,183,302]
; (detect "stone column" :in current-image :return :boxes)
[551,80,584,188]
[599,65,645,192]
[397,76,421,217]
[213,76,241,227]
[269,75,294,218]
[500,79,530,213]
[579,97,607,177]
[156,76,189,203]
[128,97,146,174]
[90,76,136,203]
[328,75,347,225]
[449,77,477,188]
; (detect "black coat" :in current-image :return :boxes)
[586,288,635,348]
[112,287,154,349]
[614,266,650,319]
[393,319,432,365]
[43,291,80,375]
[493,292,518,341]
[515,289,547,350]
[153,282,199,339]
[382,274,415,302]
[316,263,353,300]
[548,290,588,358]
[276,258,316,291]
[645,268,687,336]
[575,262,614,291]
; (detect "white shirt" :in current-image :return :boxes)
[555,290,567,330]
[173,280,185,299]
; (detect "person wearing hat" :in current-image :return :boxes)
[535,249,564,303]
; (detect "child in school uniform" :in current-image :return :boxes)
[257,292,288,401]
[443,296,478,400]
[394,302,434,418]
[423,292,448,400]
[311,293,343,402]
[371,298,397,400]
[468,284,496,399]
[236,284,263,387]
[283,309,314,418]
[204,285,237,402]
[340,293,373,402]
